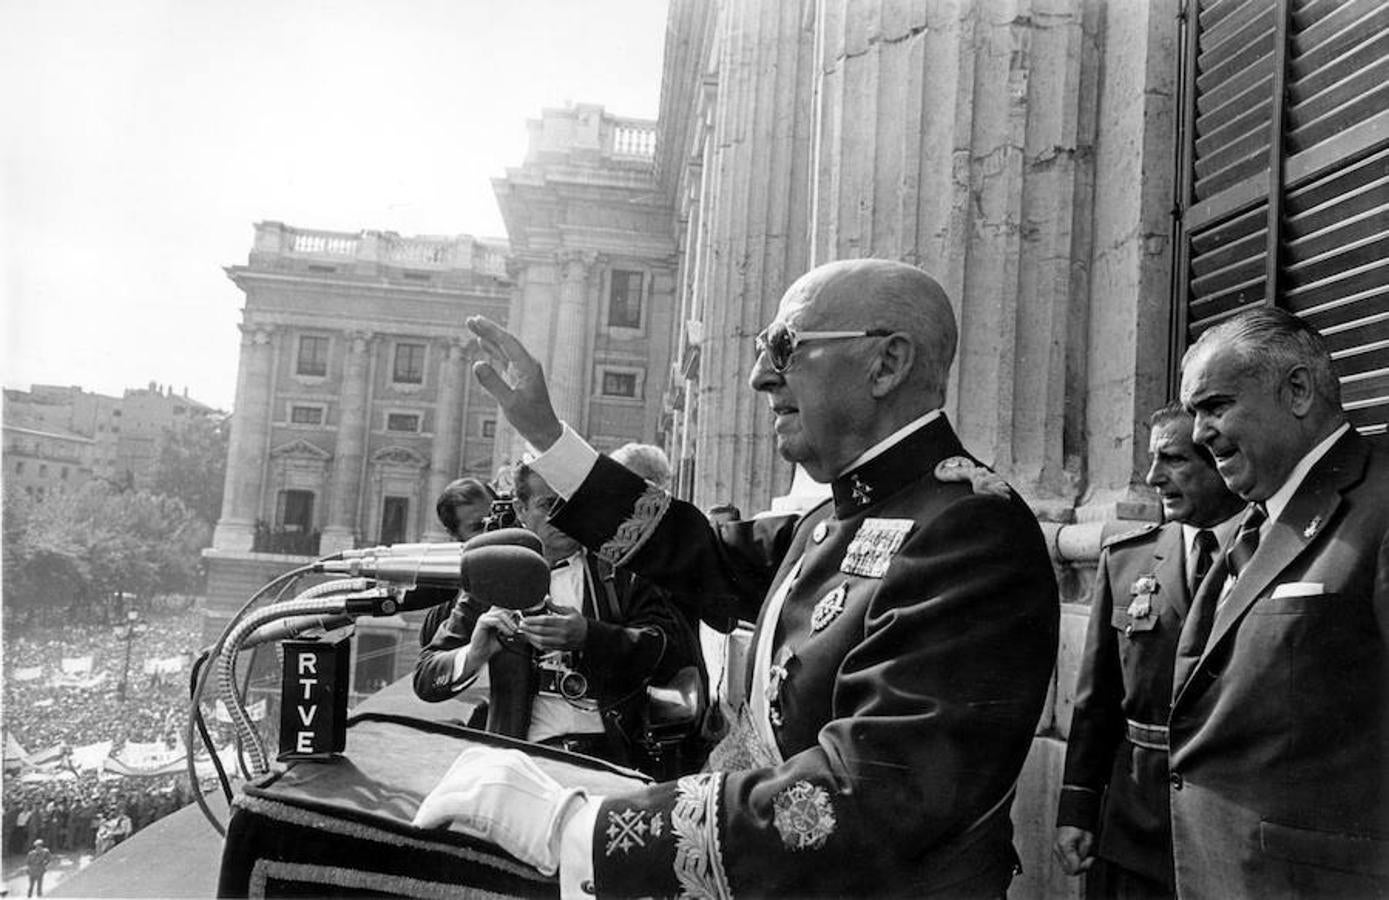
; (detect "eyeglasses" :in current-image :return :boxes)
[753,321,894,372]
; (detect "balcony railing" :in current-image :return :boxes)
[612,122,657,159]
[289,232,359,256]
[251,522,322,557]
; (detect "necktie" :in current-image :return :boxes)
[1189,529,1218,597]
[1225,504,1267,581]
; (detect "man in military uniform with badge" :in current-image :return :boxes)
[1054,402,1244,897]
[411,259,1060,897]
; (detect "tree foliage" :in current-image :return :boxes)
[149,415,229,528]
[3,481,210,625]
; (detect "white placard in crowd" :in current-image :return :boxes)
[13,666,44,682]
[60,656,94,675]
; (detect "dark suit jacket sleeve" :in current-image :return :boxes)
[581,571,691,703]
[588,492,1057,897]
[412,596,482,702]
[1057,546,1126,831]
[551,455,800,626]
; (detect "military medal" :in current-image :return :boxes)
[765,646,795,727]
[848,473,873,506]
[772,780,837,851]
[811,583,848,631]
[1126,574,1158,633]
[1303,515,1322,539]
[812,521,829,543]
[841,518,913,577]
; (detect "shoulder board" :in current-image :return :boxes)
[933,455,1012,498]
[1101,521,1162,549]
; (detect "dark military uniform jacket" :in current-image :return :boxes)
[1169,429,1389,898]
[550,415,1059,897]
[412,553,703,776]
[1058,521,1193,887]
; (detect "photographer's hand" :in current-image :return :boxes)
[519,603,588,651]
[458,608,523,680]
[466,316,564,452]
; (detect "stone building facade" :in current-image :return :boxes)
[3,382,218,490]
[492,104,678,464]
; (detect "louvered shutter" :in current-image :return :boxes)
[1173,0,1389,442]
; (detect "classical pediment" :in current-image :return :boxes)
[371,445,427,468]
[269,438,332,460]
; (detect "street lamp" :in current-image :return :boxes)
[116,608,143,701]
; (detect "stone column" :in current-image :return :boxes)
[548,250,593,428]
[424,338,468,540]
[691,0,817,515]
[321,331,373,554]
[213,323,276,552]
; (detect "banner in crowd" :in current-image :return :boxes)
[214,698,267,723]
[13,666,44,682]
[60,656,95,675]
[142,655,188,676]
[51,671,108,690]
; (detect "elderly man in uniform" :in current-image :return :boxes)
[1054,401,1244,897]
[1171,307,1388,897]
[412,259,1059,897]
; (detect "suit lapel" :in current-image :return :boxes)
[1195,432,1369,675]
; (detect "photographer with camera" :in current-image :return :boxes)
[416,477,500,647]
[413,462,707,779]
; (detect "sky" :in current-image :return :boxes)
[0,0,669,412]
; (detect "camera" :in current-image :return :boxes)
[536,658,588,701]
[482,496,519,532]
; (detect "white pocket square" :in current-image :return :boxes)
[1270,581,1325,599]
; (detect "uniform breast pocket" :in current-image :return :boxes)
[1110,607,1157,635]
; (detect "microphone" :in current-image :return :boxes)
[246,544,552,647]
[335,528,542,560]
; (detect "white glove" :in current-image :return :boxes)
[412,746,587,876]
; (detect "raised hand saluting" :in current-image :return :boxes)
[466,316,564,452]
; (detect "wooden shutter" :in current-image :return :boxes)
[1173,0,1389,441]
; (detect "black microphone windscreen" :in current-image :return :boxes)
[459,545,550,611]
[463,527,543,555]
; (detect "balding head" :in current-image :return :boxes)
[779,259,957,409]
[752,259,959,480]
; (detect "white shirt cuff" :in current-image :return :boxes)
[558,795,600,898]
[529,423,599,501]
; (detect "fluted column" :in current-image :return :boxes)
[692,0,817,515]
[321,331,373,554]
[212,322,275,552]
[425,338,468,540]
[549,250,594,428]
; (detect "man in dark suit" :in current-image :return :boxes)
[1055,402,1243,897]
[413,462,706,779]
[411,259,1059,896]
[1171,307,1388,897]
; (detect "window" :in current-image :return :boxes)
[1172,0,1388,443]
[112,409,121,417]
[393,343,425,384]
[601,370,639,398]
[39,464,47,477]
[481,419,497,438]
[386,412,420,433]
[173,405,185,415]
[276,489,315,532]
[380,496,409,545]
[290,405,325,426]
[61,467,69,480]
[14,461,23,475]
[608,270,644,329]
[297,335,329,377]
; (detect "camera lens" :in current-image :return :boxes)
[558,671,588,701]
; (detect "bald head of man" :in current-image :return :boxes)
[749,259,958,481]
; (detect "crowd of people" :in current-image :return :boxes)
[3,604,202,859]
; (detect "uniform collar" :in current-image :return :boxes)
[830,414,964,518]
